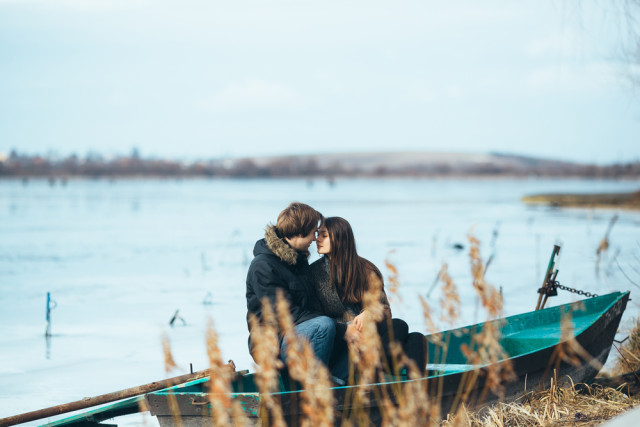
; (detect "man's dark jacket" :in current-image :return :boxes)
[246,225,319,351]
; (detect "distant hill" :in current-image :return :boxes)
[222,151,626,178]
[2,150,638,179]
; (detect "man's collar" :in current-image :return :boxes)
[264,224,308,265]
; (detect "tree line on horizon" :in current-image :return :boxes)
[1,150,639,179]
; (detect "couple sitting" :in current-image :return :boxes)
[245,202,425,383]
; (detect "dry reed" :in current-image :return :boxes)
[443,381,640,426]
[275,291,334,427]
[376,259,438,425]
[162,332,179,373]
[461,232,515,401]
[247,298,286,427]
[419,295,439,336]
[380,342,430,427]
[206,319,248,427]
[346,273,385,398]
[596,214,618,275]
[385,250,402,304]
[467,232,503,319]
[161,333,183,427]
[439,263,461,326]
[613,316,640,375]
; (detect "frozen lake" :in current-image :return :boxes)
[1,177,639,425]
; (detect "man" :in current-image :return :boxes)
[246,202,335,367]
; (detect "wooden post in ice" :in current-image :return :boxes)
[45,292,56,337]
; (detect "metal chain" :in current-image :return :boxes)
[552,281,599,298]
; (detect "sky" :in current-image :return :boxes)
[1,0,639,165]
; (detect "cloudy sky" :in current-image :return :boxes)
[1,0,638,164]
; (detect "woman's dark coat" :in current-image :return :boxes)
[309,255,391,323]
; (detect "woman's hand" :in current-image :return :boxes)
[345,322,361,343]
[352,311,369,332]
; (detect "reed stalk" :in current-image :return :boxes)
[162,333,183,427]
[248,298,286,427]
[206,320,245,427]
[276,291,334,427]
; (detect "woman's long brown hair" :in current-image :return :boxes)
[324,217,382,304]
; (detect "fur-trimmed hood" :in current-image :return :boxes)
[246,224,318,339]
[261,224,307,265]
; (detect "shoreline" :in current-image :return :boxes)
[522,190,640,210]
[3,175,640,183]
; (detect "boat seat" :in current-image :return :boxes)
[426,363,480,374]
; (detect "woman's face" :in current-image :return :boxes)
[316,225,331,255]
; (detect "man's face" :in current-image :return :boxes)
[286,229,317,252]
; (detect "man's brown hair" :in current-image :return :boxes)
[276,202,323,238]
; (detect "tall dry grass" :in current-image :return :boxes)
[347,276,384,389]
[460,232,515,404]
[443,379,640,426]
[419,295,439,336]
[157,233,636,426]
[439,263,460,327]
[161,333,183,427]
[206,319,249,427]
[596,214,618,275]
[380,342,431,426]
[385,250,402,305]
[342,273,387,425]
[612,316,640,375]
[248,300,286,427]
[275,291,335,427]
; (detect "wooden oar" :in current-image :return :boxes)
[0,366,226,427]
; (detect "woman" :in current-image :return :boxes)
[309,217,426,380]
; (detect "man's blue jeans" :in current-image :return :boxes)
[280,316,335,367]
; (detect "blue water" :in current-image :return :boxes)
[1,177,639,425]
